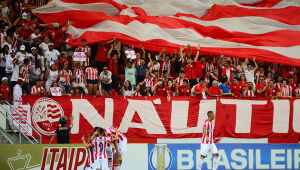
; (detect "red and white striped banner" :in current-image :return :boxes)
[23,96,300,143]
[33,0,300,66]
[8,105,32,136]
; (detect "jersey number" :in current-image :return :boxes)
[99,143,104,152]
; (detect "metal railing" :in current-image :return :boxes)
[0,101,42,144]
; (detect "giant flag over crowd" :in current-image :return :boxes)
[33,0,300,66]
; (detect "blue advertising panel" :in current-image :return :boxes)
[148,143,300,170]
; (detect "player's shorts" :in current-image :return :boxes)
[93,158,109,170]
[106,143,113,158]
[115,138,127,155]
[200,143,218,156]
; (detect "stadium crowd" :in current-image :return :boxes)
[0,0,299,104]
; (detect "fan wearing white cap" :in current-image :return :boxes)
[16,45,28,64]
[45,62,59,92]
[44,42,60,68]
[28,47,41,68]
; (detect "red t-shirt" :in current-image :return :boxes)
[183,63,196,80]
[178,86,191,96]
[195,61,205,79]
[95,44,108,62]
[48,29,64,48]
[193,85,207,96]
[256,83,266,97]
[239,81,248,90]
[108,58,118,76]
[208,87,221,96]
[230,84,242,97]
[155,87,167,96]
[267,87,277,97]
[19,20,33,38]
[0,84,10,100]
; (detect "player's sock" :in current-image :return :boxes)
[199,156,204,170]
[213,156,219,170]
[114,165,121,170]
[108,158,112,169]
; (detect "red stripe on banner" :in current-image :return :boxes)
[202,5,300,25]
[241,0,283,7]
[47,109,60,113]
[47,104,58,108]
[127,137,157,143]
[36,11,300,47]
[268,138,299,143]
[71,31,300,66]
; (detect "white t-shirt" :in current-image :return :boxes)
[16,51,28,64]
[44,49,60,67]
[244,69,255,84]
[39,42,49,55]
[2,42,12,53]
[100,71,112,84]
[11,64,19,81]
[0,53,6,67]
[123,90,133,96]
[28,53,41,68]
[1,7,9,18]
[30,66,42,79]
[13,84,22,104]
[30,33,41,40]
[5,54,13,73]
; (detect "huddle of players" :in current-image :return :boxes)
[81,126,127,170]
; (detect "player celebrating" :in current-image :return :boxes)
[82,127,118,170]
[199,111,219,170]
[104,127,127,170]
[81,133,95,170]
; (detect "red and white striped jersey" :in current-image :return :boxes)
[205,63,216,73]
[11,32,19,51]
[244,89,255,97]
[279,86,292,97]
[255,72,264,85]
[86,147,95,166]
[105,127,126,142]
[59,70,72,86]
[76,46,91,66]
[20,65,29,82]
[0,32,7,47]
[149,63,160,73]
[73,68,84,83]
[31,85,45,94]
[85,67,98,80]
[175,77,185,86]
[142,78,152,87]
[295,88,300,96]
[274,82,282,89]
[201,119,214,144]
[132,91,142,96]
[91,136,112,160]
[162,60,171,74]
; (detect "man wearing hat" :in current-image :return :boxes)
[44,42,60,68]
[16,45,28,64]
[0,77,10,101]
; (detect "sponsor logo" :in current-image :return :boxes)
[32,97,64,136]
[149,144,172,170]
[7,149,32,170]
